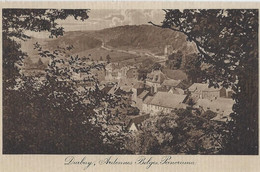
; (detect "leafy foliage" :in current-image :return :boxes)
[126,109,225,154]
[126,106,140,116]
[3,9,89,88]
[106,54,111,64]
[3,9,89,39]
[166,50,183,69]
[183,53,204,83]
[150,9,258,154]
[137,59,159,80]
[2,9,131,154]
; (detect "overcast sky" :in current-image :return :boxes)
[26,9,165,38]
[59,9,165,31]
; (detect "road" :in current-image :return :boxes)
[101,41,166,61]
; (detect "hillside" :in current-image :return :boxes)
[40,25,195,55]
[20,25,196,65]
[97,25,192,54]
[44,31,102,54]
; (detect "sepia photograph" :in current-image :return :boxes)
[2,8,258,155]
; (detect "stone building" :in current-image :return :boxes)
[142,92,187,115]
[188,83,226,99]
[164,45,174,56]
[146,70,166,93]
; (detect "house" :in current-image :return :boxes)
[142,96,154,113]
[126,67,138,79]
[195,97,234,121]
[142,92,187,115]
[146,70,166,93]
[105,63,121,81]
[101,84,119,95]
[105,63,136,82]
[91,68,105,82]
[134,90,150,110]
[132,81,145,102]
[127,114,150,132]
[131,82,152,109]
[188,83,226,99]
[169,87,185,95]
[226,88,234,98]
[162,69,188,81]
[159,79,181,92]
[176,80,193,90]
[118,77,138,92]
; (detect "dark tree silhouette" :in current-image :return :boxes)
[2,9,130,154]
[152,62,162,71]
[183,53,204,83]
[106,54,111,64]
[166,50,183,69]
[150,9,258,154]
[2,9,89,88]
[126,109,225,154]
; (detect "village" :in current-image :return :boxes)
[20,43,235,134]
[4,8,258,157]
[79,45,234,133]
[101,64,234,132]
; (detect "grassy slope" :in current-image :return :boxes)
[20,25,196,66]
[98,25,192,54]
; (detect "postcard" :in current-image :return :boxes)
[0,1,260,172]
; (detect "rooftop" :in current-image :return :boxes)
[162,69,188,81]
[188,83,223,92]
[146,70,166,84]
[162,79,181,87]
[138,90,149,99]
[101,85,114,94]
[143,96,153,104]
[196,97,234,114]
[133,81,145,89]
[149,92,187,109]
[169,87,185,95]
[126,114,150,130]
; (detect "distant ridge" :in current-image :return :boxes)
[21,25,197,63]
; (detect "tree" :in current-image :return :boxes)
[183,53,204,83]
[36,58,46,70]
[3,9,89,89]
[187,98,196,107]
[126,106,140,116]
[126,109,225,154]
[37,58,44,66]
[4,43,131,154]
[166,50,183,69]
[106,54,111,64]
[2,9,131,154]
[137,59,157,80]
[4,45,102,153]
[152,62,162,71]
[24,57,33,68]
[150,9,258,154]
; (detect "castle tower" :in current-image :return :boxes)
[164,45,174,56]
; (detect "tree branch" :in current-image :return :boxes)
[149,21,212,62]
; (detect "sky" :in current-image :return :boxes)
[26,9,165,38]
[58,9,165,31]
